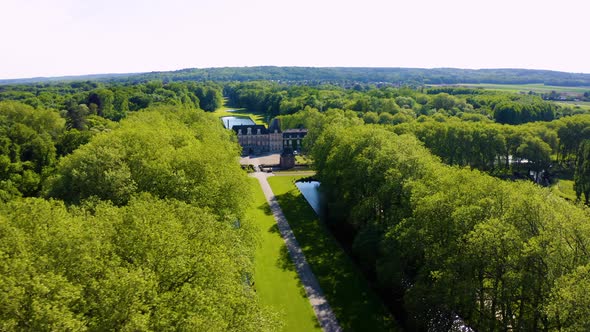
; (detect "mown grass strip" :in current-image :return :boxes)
[247,177,321,332]
[268,176,398,332]
[214,102,267,125]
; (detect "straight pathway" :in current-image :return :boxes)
[252,172,342,332]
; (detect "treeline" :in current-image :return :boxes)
[401,119,553,176]
[0,80,582,130]
[0,102,278,330]
[468,94,557,124]
[399,115,590,171]
[281,103,590,197]
[225,82,583,127]
[309,123,590,331]
[0,80,223,121]
[3,67,590,87]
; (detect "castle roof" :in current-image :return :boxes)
[232,124,269,135]
[283,129,308,133]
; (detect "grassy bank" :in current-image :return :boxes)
[551,179,577,201]
[247,178,320,332]
[214,100,267,125]
[268,176,398,332]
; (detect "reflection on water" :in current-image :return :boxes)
[295,181,320,215]
[221,116,256,129]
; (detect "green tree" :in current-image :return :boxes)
[46,107,250,214]
[362,111,379,124]
[574,140,590,203]
[515,136,552,182]
[0,195,278,331]
[546,264,590,332]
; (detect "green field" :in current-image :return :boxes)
[247,178,321,332]
[454,83,590,95]
[556,101,590,110]
[214,100,267,125]
[268,176,397,332]
[551,179,577,201]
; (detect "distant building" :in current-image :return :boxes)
[282,129,307,153]
[231,118,307,155]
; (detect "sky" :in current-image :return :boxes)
[1,0,589,79]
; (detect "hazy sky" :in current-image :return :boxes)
[1,0,589,79]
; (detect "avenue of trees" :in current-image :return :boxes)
[308,123,590,331]
[278,104,589,176]
[0,101,277,330]
[270,84,590,200]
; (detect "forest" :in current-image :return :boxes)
[0,99,278,330]
[3,67,590,87]
[1,71,590,331]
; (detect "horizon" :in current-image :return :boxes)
[3,65,590,82]
[2,0,589,79]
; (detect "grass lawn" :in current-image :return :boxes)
[213,99,267,125]
[268,176,398,332]
[247,178,321,332]
[551,179,577,201]
[273,170,317,177]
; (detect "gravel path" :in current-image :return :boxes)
[252,172,342,332]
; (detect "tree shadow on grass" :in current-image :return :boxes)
[259,203,313,310]
[278,242,309,300]
[274,189,398,332]
[258,202,273,216]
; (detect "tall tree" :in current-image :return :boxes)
[574,140,590,203]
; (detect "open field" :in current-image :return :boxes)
[268,176,397,332]
[247,178,321,332]
[451,83,590,95]
[556,101,590,110]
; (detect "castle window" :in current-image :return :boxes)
[247,127,252,135]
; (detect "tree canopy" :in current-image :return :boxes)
[0,102,277,331]
[45,107,249,215]
[309,123,590,331]
[0,195,277,331]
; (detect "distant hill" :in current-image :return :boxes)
[0,72,134,85]
[2,67,590,86]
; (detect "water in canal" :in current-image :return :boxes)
[221,116,255,129]
[295,181,321,215]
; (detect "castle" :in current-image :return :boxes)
[231,118,307,155]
